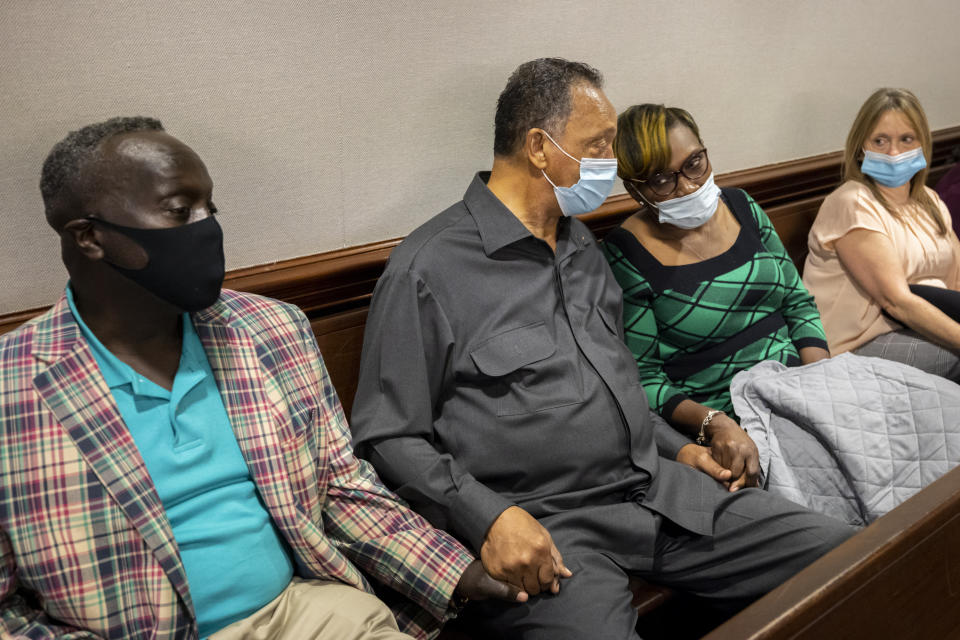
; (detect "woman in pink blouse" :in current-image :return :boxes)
[803,88,960,380]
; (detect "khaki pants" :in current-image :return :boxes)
[209,577,415,640]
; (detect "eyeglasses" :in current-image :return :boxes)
[627,148,710,196]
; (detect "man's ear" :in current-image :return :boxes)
[62,218,104,260]
[525,128,549,170]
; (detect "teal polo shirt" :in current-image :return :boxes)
[67,286,293,638]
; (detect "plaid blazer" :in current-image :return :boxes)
[0,290,473,639]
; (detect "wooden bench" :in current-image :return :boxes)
[705,462,960,639]
[1,126,958,638]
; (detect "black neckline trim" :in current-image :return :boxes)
[605,188,762,296]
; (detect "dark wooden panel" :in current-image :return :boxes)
[310,196,845,415]
[766,196,825,271]
[3,125,957,335]
[704,463,960,640]
[228,238,398,318]
[632,581,676,616]
[310,307,368,417]
[0,307,48,336]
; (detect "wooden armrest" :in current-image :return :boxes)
[704,463,960,639]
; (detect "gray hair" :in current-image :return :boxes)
[494,58,603,157]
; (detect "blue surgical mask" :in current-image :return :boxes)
[540,131,618,216]
[653,172,721,229]
[861,147,927,188]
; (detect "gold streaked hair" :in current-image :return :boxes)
[843,88,944,235]
[614,104,701,181]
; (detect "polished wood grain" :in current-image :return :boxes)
[705,463,960,639]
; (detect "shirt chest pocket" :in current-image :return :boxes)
[469,322,584,417]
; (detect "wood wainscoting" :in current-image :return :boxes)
[2,125,959,415]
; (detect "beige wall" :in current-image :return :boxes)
[1,0,958,313]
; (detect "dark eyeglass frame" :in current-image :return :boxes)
[626,148,710,196]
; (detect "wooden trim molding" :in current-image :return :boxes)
[0,308,49,337]
[2,125,959,333]
[227,238,399,317]
[222,123,960,320]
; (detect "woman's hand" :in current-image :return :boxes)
[670,400,760,490]
[705,414,761,491]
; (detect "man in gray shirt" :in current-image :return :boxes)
[351,58,854,639]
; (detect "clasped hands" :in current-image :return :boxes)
[457,505,573,606]
[677,413,760,491]
[459,419,760,607]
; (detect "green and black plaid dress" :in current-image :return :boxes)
[602,188,828,420]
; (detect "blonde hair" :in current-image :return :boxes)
[843,88,944,234]
[614,104,701,181]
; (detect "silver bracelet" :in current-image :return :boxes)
[696,409,725,446]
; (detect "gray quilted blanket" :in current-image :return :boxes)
[730,353,960,526]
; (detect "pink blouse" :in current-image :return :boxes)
[803,180,960,354]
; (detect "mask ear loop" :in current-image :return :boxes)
[623,177,660,212]
[540,129,582,164]
[539,129,582,190]
[541,169,560,189]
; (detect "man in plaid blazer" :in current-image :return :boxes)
[0,118,516,639]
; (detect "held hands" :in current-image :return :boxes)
[479,506,573,597]
[676,443,732,485]
[676,414,760,491]
[705,414,760,490]
[455,559,527,603]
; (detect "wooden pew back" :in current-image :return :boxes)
[306,192,827,417]
[4,128,957,414]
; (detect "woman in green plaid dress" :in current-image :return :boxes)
[602,104,830,491]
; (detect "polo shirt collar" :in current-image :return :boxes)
[65,283,192,399]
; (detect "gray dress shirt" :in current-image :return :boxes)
[352,173,713,555]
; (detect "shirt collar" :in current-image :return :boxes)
[464,172,541,256]
[463,172,591,258]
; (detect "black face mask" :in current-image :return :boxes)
[88,215,225,312]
